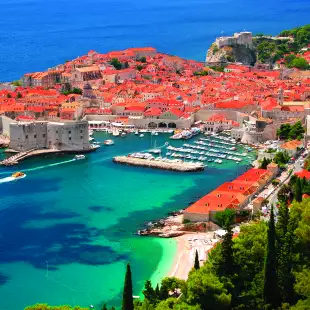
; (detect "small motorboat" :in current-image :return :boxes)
[121,132,127,137]
[135,130,139,135]
[139,134,144,138]
[12,171,26,179]
[74,155,86,160]
[104,139,114,145]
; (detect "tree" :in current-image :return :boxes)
[295,178,303,202]
[186,265,231,310]
[7,93,12,98]
[136,65,143,71]
[12,80,22,86]
[194,250,200,270]
[102,304,108,310]
[214,209,236,228]
[260,157,271,169]
[290,57,309,70]
[263,207,280,308]
[110,58,122,70]
[278,184,293,204]
[17,92,22,99]
[122,263,134,310]
[214,222,234,278]
[139,56,147,63]
[143,280,156,303]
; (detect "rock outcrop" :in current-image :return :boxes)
[206,42,256,66]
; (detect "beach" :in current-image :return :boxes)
[168,232,219,280]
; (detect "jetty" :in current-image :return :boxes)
[113,156,204,172]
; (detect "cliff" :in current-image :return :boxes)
[206,43,256,66]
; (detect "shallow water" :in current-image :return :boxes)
[0,133,254,309]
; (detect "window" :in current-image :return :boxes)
[34,135,36,138]
[80,130,83,133]
[80,136,83,139]
[69,137,71,141]
[42,134,46,138]
[68,131,71,134]
[25,135,28,139]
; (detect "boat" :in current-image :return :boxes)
[140,134,144,138]
[112,130,120,136]
[104,139,114,145]
[74,155,86,160]
[121,132,127,137]
[12,171,26,179]
[135,130,139,135]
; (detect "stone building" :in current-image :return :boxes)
[215,32,253,49]
[9,120,90,151]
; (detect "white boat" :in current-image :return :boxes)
[135,130,139,135]
[90,144,101,149]
[140,134,144,138]
[74,155,86,160]
[104,139,114,145]
[121,132,127,137]
[112,130,120,136]
[89,137,95,142]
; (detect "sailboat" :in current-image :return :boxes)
[148,140,161,154]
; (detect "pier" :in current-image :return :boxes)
[113,156,204,172]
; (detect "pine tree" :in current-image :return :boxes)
[276,202,289,244]
[122,263,134,310]
[263,207,280,308]
[194,250,200,270]
[295,177,303,202]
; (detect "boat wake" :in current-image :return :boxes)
[0,158,77,177]
[0,176,15,184]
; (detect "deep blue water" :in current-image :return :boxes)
[1,0,310,81]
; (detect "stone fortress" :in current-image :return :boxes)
[215,31,253,49]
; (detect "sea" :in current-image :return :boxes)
[1,0,310,82]
[0,132,255,309]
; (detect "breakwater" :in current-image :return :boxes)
[113,156,204,172]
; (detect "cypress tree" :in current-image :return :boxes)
[216,222,234,277]
[194,249,200,270]
[263,207,280,308]
[142,280,155,302]
[295,177,303,202]
[102,304,108,310]
[155,284,160,299]
[122,263,134,310]
[276,202,289,245]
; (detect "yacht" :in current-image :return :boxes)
[74,155,86,160]
[104,139,114,145]
[139,134,144,138]
[121,132,127,137]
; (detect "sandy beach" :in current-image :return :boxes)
[168,232,218,279]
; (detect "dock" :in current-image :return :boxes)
[113,156,204,172]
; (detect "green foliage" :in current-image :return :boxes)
[61,83,83,96]
[110,58,122,70]
[138,57,147,63]
[12,80,22,86]
[263,207,280,308]
[185,265,231,310]
[274,151,290,167]
[136,65,144,71]
[193,71,209,76]
[260,157,272,169]
[209,65,225,72]
[277,121,305,141]
[17,92,22,99]
[290,57,309,70]
[6,93,12,98]
[279,25,310,49]
[194,250,200,270]
[183,218,191,224]
[122,263,134,310]
[295,178,303,202]
[155,298,201,310]
[214,209,236,228]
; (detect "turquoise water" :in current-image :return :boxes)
[0,133,254,309]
